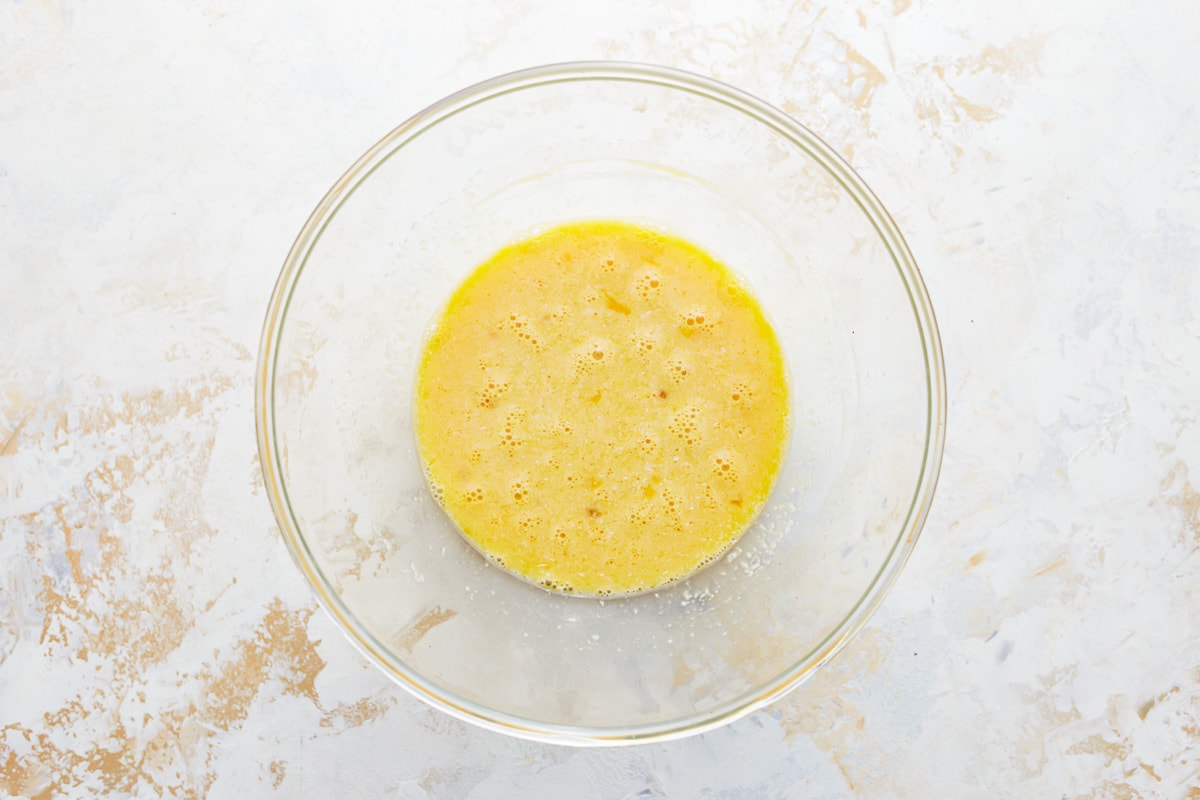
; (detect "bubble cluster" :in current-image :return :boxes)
[630,329,658,357]
[678,309,715,338]
[511,479,529,503]
[634,269,662,300]
[591,483,613,508]
[667,358,690,384]
[540,578,575,593]
[713,453,740,482]
[477,379,510,409]
[500,313,543,350]
[668,406,702,445]
[572,339,612,376]
[659,487,685,523]
[461,487,485,504]
[628,506,648,532]
[730,382,752,402]
[515,516,543,544]
[500,411,525,454]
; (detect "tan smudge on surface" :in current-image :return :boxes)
[1033,556,1067,576]
[829,34,887,110]
[947,88,999,123]
[965,38,1048,81]
[1066,731,1131,762]
[967,550,986,568]
[909,33,1049,159]
[722,628,808,687]
[309,510,394,584]
[771,627,888,790]
[591,0,1053,201]
[0,368,359,796]
[1059,690,1200,796]
[1160,461,1199,543]
[1082,785,1142,800]
[1,591,327,798]
[0,417,26,456]
[395,606,457,652]
[417,763,489,797]
[918,64,997,127]
[1138,686,1180,720]
[68,377,238,436]
[319,695,396,729]
[202,600,325,729]
[23,472,193,674]
[1018,666,1084,732]
[671,656,697,690]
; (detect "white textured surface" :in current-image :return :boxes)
[2,1,1198,797]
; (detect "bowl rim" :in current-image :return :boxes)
[255,60,947,745]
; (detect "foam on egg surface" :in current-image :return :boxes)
[415,221,789,596]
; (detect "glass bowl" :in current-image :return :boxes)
[256,62,945,744]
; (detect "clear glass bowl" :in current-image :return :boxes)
[256,62,945,744]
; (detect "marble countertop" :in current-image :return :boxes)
[3,1,1198,796]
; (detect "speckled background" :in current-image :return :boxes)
[2,0,1198,797]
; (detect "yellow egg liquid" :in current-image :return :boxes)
[415,221,789,596]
